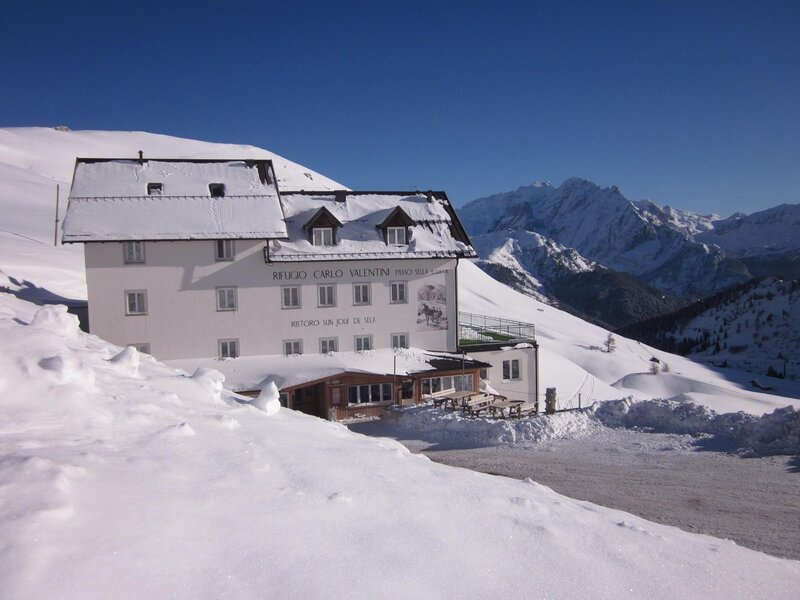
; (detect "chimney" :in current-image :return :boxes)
[335,190,347,203]
[138,150,144,164]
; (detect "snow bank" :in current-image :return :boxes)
[4,294,800,598]
[592,398,800,456]
[384,403,597,448]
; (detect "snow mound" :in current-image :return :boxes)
[29,304,80,338]
[592,398,800,456]
[385,404,596,448]
[252,381,281,415]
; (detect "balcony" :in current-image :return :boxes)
[458,312,536,348]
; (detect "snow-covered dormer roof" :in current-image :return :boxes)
[268,191,477,262]
[62,158,287,241]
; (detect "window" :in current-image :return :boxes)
[387,226,407,245]
[479,367,488,379]
[282,286,301,309]
[128,343,150,354]
[354,335,372,352]
[283,339,302,356]
[320,337,337,354]
[348,383,392,404]
[216,287,237,311]
[147,182,163,195]
[353,283,371,306]
[422,375,473,395]
[503,359,521,381]
[215,239,234,261]
[390,281,407,304]
[391,332,408,349]
[123,241,145,264]
[125,290,147,315]
[219,339,239,359]
[312,227,334,246]
[209,183,225,197]
[318,284,336,307]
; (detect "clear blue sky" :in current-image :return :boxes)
[2,0,798,215]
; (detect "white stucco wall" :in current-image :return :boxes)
[85,240,458,360]
[468,346,538,405]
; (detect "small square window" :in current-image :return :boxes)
[215,239,234,261]
[125,290,147,315]
[318,284,336,307]
[390,281,407,304]
[282,286,301,309]
[147,182,163,195]
[353,283,371,306]
[391,333,408,349]
[283,340,302,356]
[503,359,521,381]
[209,183,225,197]
[123,241,145,264]
[320,338,337,354]
[387,227,407,245]
[219,339,239,359]
[355,335,372,352]
[312,227,334,246]
[216,287,237,311]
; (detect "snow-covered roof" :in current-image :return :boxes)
[62,158,287,241]
[268,191,477,261]
[166,347,487,393]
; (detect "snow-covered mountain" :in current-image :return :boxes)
[459,179,798,320]
[619,277,800,381]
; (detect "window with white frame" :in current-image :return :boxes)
[312,227,334,246]
[283,339,302,356]
[391,332,408,349]
[387,226,407,245]
[125,290,147,315]
[348,383,392,404]
[318,284,336,307]
[354,335,372,352]
[215,239,234,261]
[216,286,237,311]
[282,286,301,309]
[390,281,407,304]
[147,182,163,195]
[353,282,371,305]
[128,343,150,354]
[219,338,239,358]
[502,359,521,381]
[320,337,337,354]
[123,241,145,264]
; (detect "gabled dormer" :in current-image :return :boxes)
[377,206,414,246]
[303,206,343,246]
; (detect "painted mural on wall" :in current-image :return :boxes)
[417,284,447,331]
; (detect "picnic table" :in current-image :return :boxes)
[487,398,525,417]
[433,390,475,410]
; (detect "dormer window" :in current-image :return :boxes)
[209,183,225,197]
[312,227,334,246]
[303,206,342,246]
[147,182,163,196]
[377,207,414,246]
[387,226,407,246]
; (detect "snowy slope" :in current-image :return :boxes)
[0,127,343,300]
[2,296,799,599]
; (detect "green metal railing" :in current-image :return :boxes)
[458,311,536,346]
